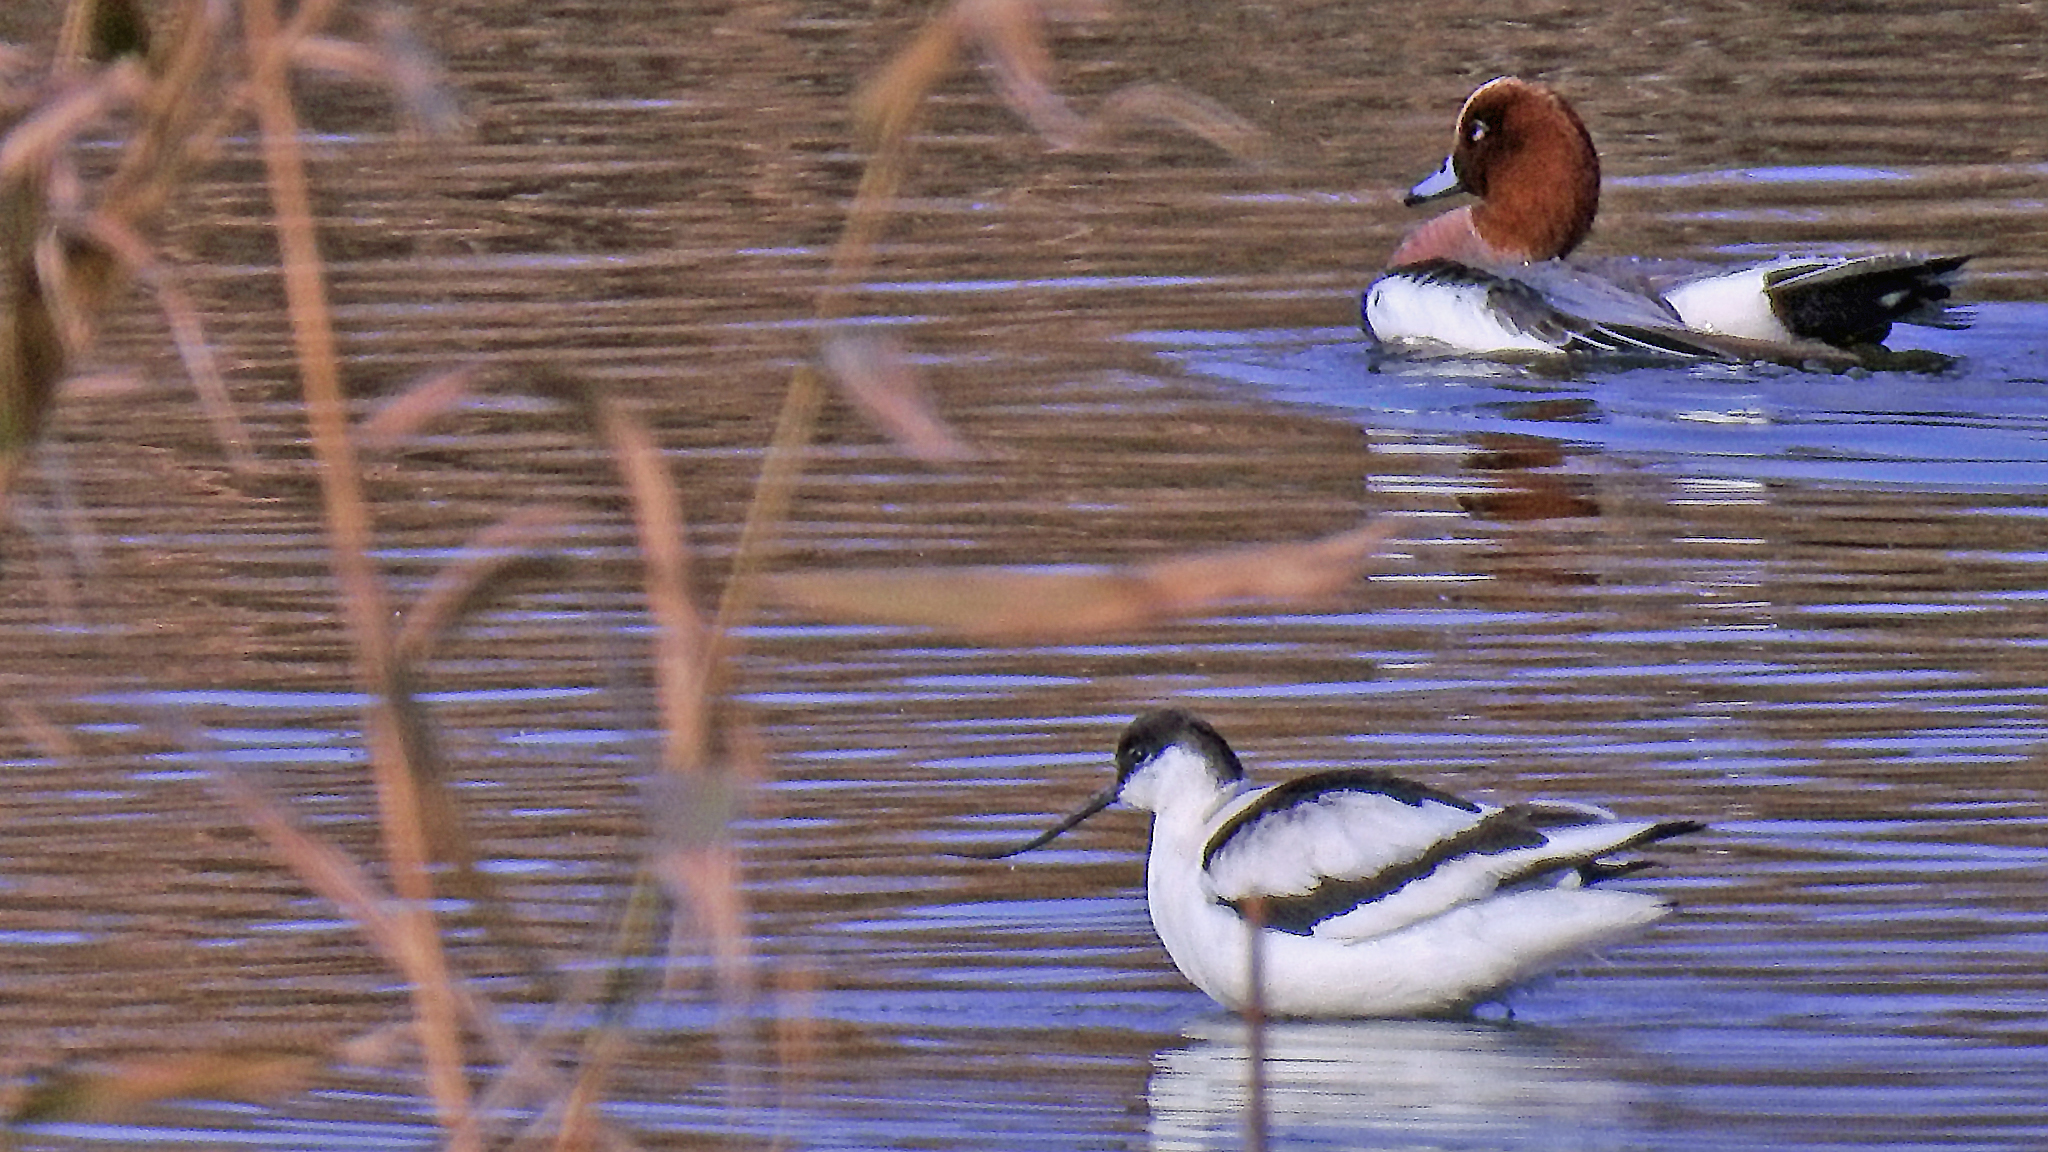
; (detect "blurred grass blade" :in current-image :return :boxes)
[200,761,529,1063]
[99,0,228,226]
[1082,82,1273,160]
[356,362,484,449]
[207,766,459,1022]
[855,0,1107,152]
[285,17,466,140]
[0,61,147,180]
[851,7,962,150]
[584,384,713,774]
[821,331,987,464]
[199,746,611,1143]
[6,700,76,759]
[765,518,1406,640]
[76,209,256,470]
[394,503,573,666]
[289,35,391,83]
[1,180,64,495]
[650,839,752,1001]
[369,3,469,140]
[2,1,220,498]
[31,228,93,361]
[538,366,757,1000]
[1138,518,1403,604]
[957,0,1088,148]
[239,0,474,1134]
[588,388,760,1000]
[12,1048,328,1124]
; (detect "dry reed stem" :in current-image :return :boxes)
[0,62,147,181]
[705,0,969,654]
[290,23,466,140]
[97,0,228,226]
[5,700,76,759]
[477,881,662,1152]
[53,0,150,75]
[209,760,643,1150]
[1241,896,1269,1152]
[11,1047,331,1124]
[6,471,84,622]
[1078,82,1274,162]
[98,0,415,233]
[582,383,758,1000]
[203,767,512,1106]
[394,503,576,666]
[366,4,470,140]
[6,1027,410,1126]
[706,0,1005,656]
[236,0,472,1138]
[849,9,957,152]
[732,0,1271,638]
[2,1,252,503]
[589,389,712,773]
[766,517,1408,640]
[546,1027,631,1152]
[354,362,484,450]
[30,232,93,363]
[770,960,824,1119]
[956,0,1088,147]
[51,0,100,75]
[385,656,569,996]
[78,209,253,468]
[700,4,925,679]
[704,359,827,660]
[821,331,990,464]
[2,435,103,629]
[852,0,1109,153]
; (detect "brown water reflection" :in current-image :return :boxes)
[5,0,2048,1149]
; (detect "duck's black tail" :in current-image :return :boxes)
[1767,254,1971,346]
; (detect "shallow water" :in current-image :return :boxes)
[4,0,2048,1149]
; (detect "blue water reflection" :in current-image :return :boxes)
[1147,303,2048,492]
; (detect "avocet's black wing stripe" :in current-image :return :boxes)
[1499,817,1707,888]
[1200,768,1480,872]
[1235,807,1549,936]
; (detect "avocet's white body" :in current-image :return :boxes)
[980,710,1701,1018]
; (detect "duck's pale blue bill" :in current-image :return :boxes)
[1404,155,1465,206]
[950,783,1121,860]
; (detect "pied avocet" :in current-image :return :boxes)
[966,708,1703,1017]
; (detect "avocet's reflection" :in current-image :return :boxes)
[1149,1016,1648,1151]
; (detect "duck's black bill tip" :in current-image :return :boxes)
[1403,156,1466,207]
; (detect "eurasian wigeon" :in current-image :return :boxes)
[1363,77,1970,365]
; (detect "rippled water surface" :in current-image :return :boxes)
[4,0,2048,1149]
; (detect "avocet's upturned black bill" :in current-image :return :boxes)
[966,708,1704,1018]
[957,785,1120,860]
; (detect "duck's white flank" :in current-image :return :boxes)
[1365,275,1560,356]
[1662,261,1800,342]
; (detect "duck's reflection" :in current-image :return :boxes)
[1148,1016,1644,1151]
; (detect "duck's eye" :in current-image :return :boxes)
[1467,119,1490,144]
